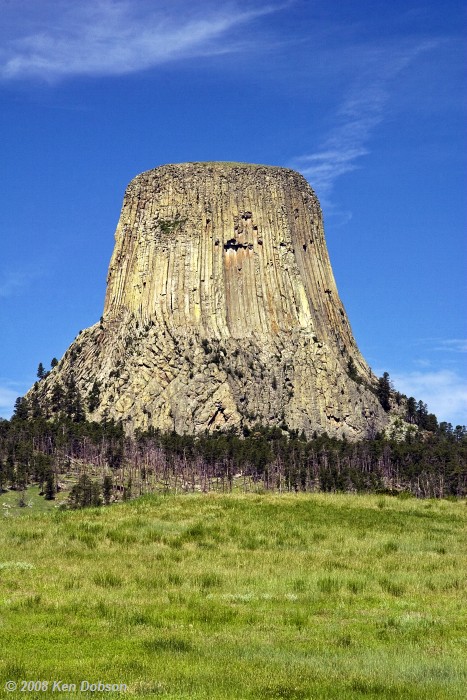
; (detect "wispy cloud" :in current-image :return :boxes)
[0,383,25,419]
[0,0,283,82]
[391,368,467,427]
[413,358,432,368]
[410,337,467,362]
[292,41,438,203]
[0,268,40,298]
[435,339,467,354]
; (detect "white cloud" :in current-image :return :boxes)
[292,41,438,203]
[413,358,432,368]
[295,146,369,201]
[0,268,38,298]
[0,385,22,419]
[391,369,467,427]
[0,0,283,82]
[435,339,467,353]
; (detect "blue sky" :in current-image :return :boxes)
[1,0,466,426]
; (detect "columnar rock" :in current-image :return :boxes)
[34,162,391,438]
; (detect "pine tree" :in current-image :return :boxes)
[44,472,56,500]
[123,478,132,501]
[102,475,113,505]
[34,452,51,485]
[12,396,29,420]
[416,400,428,426]
[406,396,417,423]
[69,474,101,508]
[30,386,43,419]
[74,395,86,423]
[64,375,85,422]
[347,357,360,383]
[65,377,77,419]
[15,462,28,492]
[51,382,64,413]
[37,362,46,380]
[377,372,391,412]
[424,413,438,432]
[87,381,101,412]
[91,481,102,507]
[5,455,15,487]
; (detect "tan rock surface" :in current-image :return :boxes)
[34,162,390,438]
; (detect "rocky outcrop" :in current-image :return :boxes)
[32,162,391,438]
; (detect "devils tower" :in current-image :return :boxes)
[33,162,392,438]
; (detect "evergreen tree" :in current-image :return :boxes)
[34,453,51,485]
[51,382,64,413]
[30,386,43,419]
[106,440,123,469]
[424,413,438,432]
[347,357,360,383]
[406,397,417,423]
[87,381,101,412]
[37,363,46,380]
[377,372,391,412]
[64,375,85,422]
[44,471,56,500]
[5,455,15,487]
[123,478,132,501]
[91,480,102,507]
[439,422,453,438]
[12,396,29,421]
[103,475,113,505]
[74,395,86,423]
[416,400,428,427]
[51,358,58,369]
[68,474,101,508]
[15,462,28,491]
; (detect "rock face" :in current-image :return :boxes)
[34,162,391,438]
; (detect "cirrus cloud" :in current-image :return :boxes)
[292,40,438,204]
[0,0,285,82]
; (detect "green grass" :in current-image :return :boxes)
[1,485,69,516]
[0,493,466,699]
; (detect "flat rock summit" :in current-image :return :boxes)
[33,162,393,438]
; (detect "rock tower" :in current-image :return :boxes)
[33,162,391,438]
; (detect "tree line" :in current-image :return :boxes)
[1,394,465,506]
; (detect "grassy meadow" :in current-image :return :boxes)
[0,492,466,699]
